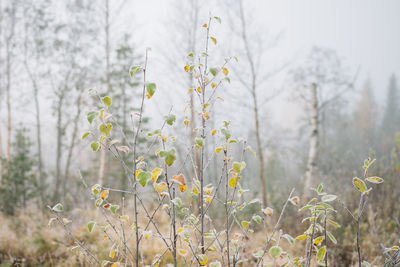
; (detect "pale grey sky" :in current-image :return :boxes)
[127,0,400,95]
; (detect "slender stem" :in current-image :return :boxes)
[324,209,328,267]
[307,213,317,267]
[132,49,149,266]
[224,148,231,267]
[255,189,295,267]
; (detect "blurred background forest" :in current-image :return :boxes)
[0,0,399,266]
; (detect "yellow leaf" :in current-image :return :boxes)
[206,196,212,204]
[100,190,109,200]
[184,65,189,72]
[109,246,116,258]
[188,88,193,93]
[143,230,152,240]
[222,67,229,76]
[211,129,216,136]
[211,82,216,89]
[228,177,237,188]
[154,182,168,193]
[151,168,163,183]
[178,249,188,257]
[296,235,309,240]
[353,177,368,193]
[365,176,384,184]
[197,86,201,93]
[204,187,213,195]
[210,36,217,45]
[203,112,210,120]
[202,24,208,28]
[241,220,250,229]
[111,263,119,267]
[192,185,199,196]
[184,120,190,125]
[314,236,324,245]
[120,215,129,223]
[135,169,142,178]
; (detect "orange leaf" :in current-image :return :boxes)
[172,174,186,186]
[179,184,187,193]
[100,190,109,200]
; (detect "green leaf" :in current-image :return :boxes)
[82,131,90,140]
[316,246,326,262]
[283,234,295,245]
[252,215,262,224]
[316,183,323,194]
[99,124,109,136]
[299,205,313,212]
[87,111,98,124]
[221,128,231,140]
[353,177,368,193]
[321,194,337,202]
[90,142,100,152]
[164,114,176,126]
[87,221,96,232]
[101,260,109,267]
[159,149,176,166]
[233,161,246,173]
[327,231,337,244]
[214,16,221,23]
[137,171,151,187]
[209,68,218,76]
[103,96,112,108]
[269,246,282,258]
[327,219,340,228]
[195,138,204,148]
[246,146,256,157]
[52,203,63,212]
[253,250,264,258]
[129,66,141,78]
[171,197,183,208]
[110,205,119,214]
[146,83,156,98]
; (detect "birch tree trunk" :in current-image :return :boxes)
[304,83,319,196]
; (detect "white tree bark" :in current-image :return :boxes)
[304,83,319,196]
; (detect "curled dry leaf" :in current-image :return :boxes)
[117,146,129,154]
[262,207,273,216]
[289,196,300,205]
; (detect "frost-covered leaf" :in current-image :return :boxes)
[353,177,368,193]
[88,221,96,232]
[137,171,151,187]
[87,111,98,124]
[52,203,63,212]
[321,194,337,202]
[269,246,282,258]
[365,176,384,184]
[103,96,112,108]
